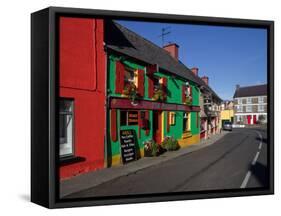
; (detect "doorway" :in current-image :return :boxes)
[247,115,251,124]
[153,111,162,144]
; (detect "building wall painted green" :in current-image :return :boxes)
[108,54,199,106]
[191,112,200,134]
[107,54,201,160]
[163,111,184,139]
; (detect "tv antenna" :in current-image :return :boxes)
[158,27,171,46]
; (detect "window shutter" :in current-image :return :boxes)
[110,109,118,142]
[115,61,125,94]
[145,111,150,135]
[167,111,170,132]
[147,64,158,76]
[148,77,154,98]
[182,85,186,103]
[138,69,145,97]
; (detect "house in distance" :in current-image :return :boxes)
[233,84,267,125]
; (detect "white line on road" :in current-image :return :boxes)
[252,151,260,165]
[240,130,263,188]
[257,131,263,149]
[240,171,251,188]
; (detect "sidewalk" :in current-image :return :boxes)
[60,131,229,198]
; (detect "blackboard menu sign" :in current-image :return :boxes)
[119,129,137,164]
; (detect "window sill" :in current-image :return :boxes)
[60,156,86,166]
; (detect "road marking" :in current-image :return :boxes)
[240,130,263,188]
[252,151,260,165]
[240,171,251,188]
[256,131,263,150]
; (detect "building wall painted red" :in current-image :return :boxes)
[59,17,106,180]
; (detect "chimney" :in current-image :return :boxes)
[191,67,199,76]
[201,76,209,85]
[163,43,179,60]
[236,84,240,89]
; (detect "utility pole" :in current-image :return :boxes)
[158,27,171,47]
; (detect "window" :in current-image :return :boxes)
[153,77,163,91]
[124,68,135,83]
[169,112,176,125]
[258,105,264,112]
[124,67,137,88]
[237,105,242,112]
[59,99,74,157]
[258,96,264,104]
[120,110,138,126]
[246,105,252,112]
[183,112,190,132]
[120,111,128,126]
[247,97,251,104]
[237,98,242,104]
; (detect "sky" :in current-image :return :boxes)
[116,20,267,100]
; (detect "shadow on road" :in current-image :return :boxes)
[249,162,269,187]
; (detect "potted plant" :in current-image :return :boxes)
[161,136,180,151]
[144,139,165,157]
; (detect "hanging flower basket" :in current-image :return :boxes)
[122,82,138,104]
[152,87,166,101]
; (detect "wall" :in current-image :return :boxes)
[59,17,106,179]
[107,54,201,163]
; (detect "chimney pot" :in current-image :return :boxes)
[201,76,209,85]
[163,43,179,60]
[191,67,199,76]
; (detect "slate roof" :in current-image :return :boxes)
[233,84,267,98]
[105,20,221,101]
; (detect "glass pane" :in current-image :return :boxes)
[59,100,74,157]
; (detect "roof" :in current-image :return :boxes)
[105,21,221,101]
[233,84,267,98]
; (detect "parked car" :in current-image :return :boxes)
[222,121,233,131]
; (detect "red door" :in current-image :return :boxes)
[153,111,162,144]
[253,115,257,124]
[247,115,251,124]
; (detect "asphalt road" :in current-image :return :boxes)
[66,127,268,198]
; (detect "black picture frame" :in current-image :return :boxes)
[31,6,274,209]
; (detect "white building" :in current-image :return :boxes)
[233,84,267,125]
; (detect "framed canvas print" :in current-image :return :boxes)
[31,6,274,208]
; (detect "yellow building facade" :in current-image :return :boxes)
[220,109,234,128]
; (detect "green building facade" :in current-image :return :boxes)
[106,53,201,166]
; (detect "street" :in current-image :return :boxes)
[65,127,268,198]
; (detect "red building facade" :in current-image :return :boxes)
[59,17,106,180]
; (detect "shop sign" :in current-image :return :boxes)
[128,111,138,125]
